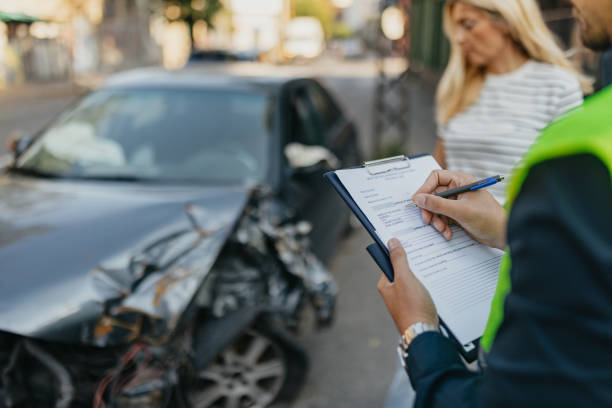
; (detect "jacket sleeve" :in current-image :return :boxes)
[406,332,482,408]
[405,153,612,408]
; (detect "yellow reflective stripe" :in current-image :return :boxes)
[508,87,612,208]
[481,252,511,352]
[480,86,612,353]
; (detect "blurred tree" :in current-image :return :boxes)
[293,0,335,38]
[332,21,354,39]
[62,0,91,18]
[161,0,224,44]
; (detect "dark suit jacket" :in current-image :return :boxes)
[601,50,612,88]
[405,154,612,407]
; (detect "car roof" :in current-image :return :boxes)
[103,64,314,92]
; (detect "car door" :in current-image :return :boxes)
[304,80,361,167]
[280,80,358,263]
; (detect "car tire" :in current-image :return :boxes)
[186,319,308,408]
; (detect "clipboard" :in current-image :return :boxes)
[324,154,479,362]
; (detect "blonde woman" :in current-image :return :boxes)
[433,0,592,203]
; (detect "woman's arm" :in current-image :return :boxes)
[433,139,447,169]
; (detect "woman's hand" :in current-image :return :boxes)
[413,170,507,250]
[378,238,438,334]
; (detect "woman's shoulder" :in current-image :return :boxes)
[524,60,581,92]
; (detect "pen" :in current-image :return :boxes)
[407,175,505,207]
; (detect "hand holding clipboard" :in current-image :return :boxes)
[325,155,505,362]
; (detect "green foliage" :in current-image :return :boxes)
[332,21,354,39]
[377,140,406,159]
[162,0,224,29]
[293,0,334,38]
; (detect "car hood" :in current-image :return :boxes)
[0,175,250,345]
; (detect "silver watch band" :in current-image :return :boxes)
[398,322,439,367]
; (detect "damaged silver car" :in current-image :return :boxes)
[0,69,361,407]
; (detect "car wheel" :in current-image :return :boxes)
[186,326,307,408]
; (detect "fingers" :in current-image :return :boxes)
[441,215,454,239]
[419,188,448,225]
[431,214,446,232]
[413,170,469,225]
[414,170,476,196]
[388,237,408,267]
[378,238,409,290]
[414,170,446,196]
[413,193,465,222]
[433,185,450,195]
[387,238,418,283]
[431,214,452,240]
[420,208,453,240]
[420,208,433,224]
[377,273,390,292]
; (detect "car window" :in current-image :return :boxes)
[305,83,342,133]
[16,89,275,185]
[289,86,323,146]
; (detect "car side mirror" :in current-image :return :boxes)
[284,143,340,174]
[7,130,33,158]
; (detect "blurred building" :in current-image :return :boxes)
[230,0,288,55]
[341,0,378,31]
[0,0,160,88]
[0,6,73,86]
[207,0,292,62]
[157,0,293,68]
[97,0,161,71]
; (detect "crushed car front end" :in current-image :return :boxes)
[0,182,336,407]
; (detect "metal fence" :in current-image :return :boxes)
[409,0,449,71]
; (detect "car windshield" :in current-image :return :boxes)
[15,88,274,185]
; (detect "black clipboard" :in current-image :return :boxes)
[324,154,479,362]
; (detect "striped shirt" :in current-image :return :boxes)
[440,60,583,203]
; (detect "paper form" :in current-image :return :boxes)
[336,155,502,345]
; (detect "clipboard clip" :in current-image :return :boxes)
[364,155,411,175]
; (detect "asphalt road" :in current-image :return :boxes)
[0,59,437,407]
[293,227,399,408]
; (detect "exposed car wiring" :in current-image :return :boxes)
[94,343,149,408]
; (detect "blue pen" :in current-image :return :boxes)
[407,175,504,207]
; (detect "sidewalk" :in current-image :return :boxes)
[0,78,98,154]
[0,81,81,102]
[0,74,105,102]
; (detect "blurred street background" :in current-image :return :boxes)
[0,0,607,407]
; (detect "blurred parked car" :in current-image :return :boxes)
[187,49,260,64]
[0,67,361,407]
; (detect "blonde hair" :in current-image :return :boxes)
[436,0,593,125]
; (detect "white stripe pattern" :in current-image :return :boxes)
[440,60,583,204]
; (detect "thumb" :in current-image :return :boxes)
[413,193,464,221]
[388,238,413,281]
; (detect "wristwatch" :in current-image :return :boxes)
[398,322,439,366]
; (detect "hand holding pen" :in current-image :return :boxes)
[409,170,508,250]
[408,175,504,207]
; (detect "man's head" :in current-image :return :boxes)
[571,0,612,51]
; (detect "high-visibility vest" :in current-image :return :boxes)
[480,86,612,352]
